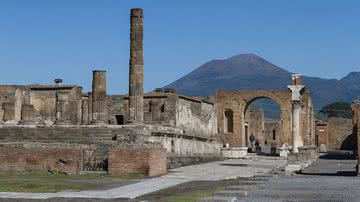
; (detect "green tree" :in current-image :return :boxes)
[318,102,352,119]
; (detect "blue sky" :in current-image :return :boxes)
[0,0,359,94]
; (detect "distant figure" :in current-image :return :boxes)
[250,133,255,147]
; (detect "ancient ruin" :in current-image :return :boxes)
[1,7,354,182]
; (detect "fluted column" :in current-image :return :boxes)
[91,70,108,125]
[128,8,144,123]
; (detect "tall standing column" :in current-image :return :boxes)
[288,74,304,153]
[128,8,144,123]
[91,70,108,125]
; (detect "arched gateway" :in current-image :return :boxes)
[216,75,315,152]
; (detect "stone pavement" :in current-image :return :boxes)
[198,151,360,202]
[0,158,286,199]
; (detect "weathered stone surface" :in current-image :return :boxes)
[108,147,167,177]
[91,70,108,125]
[128,8,144,123]
[221,147,248,159]
[18,104,35,125]
[2,102,15,122]
[0,142,84,175]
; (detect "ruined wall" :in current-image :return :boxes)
[148,135,221,157]
[0,86,30,123]
[175,97,217,137]
[29,86,82,125]
[0,143,83,175]
[216,90,292,147]
[327,117,353,150]
[264,118,281,146]
[107,95,128,124]
[108,147,167,177]
[249,109,265,145]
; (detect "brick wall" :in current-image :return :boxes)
[108,147,167,177]
[327,117,353,150]
[0,143,82,174]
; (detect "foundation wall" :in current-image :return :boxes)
[108,147,167,177]
[0,143,83,175]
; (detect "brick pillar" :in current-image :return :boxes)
[128,8,144,123]
[18,104,35,125]
[91,70,108,125]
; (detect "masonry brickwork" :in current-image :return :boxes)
[216,89,315,147]
[108,147,167,177]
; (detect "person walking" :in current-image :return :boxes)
[250,133,255,148]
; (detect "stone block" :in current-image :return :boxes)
[285,164,301,173]
[221,147,248,159]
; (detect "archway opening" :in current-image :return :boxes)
[244,97,282,154]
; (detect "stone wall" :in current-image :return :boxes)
[249,109,265,145]
[175,97,217,137]
[264,118,281,146]
[108,147,167,177]
[0,142,84,174]
[327,117,353,150]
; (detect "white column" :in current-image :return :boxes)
[288,84,304,153]
[292,101,301,153]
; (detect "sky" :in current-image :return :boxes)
[0,0,359,94]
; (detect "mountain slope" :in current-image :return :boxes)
[166,54,360,112]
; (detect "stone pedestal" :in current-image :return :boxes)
[280,144,291,158]
[2,103,15,122]
[128,8,144,123]
[90,70,108,125]
[18,104,35,125]
[221,147,248,159]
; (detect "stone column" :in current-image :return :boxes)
[291,101,302,153]
[2,103,15,122]
[288,74,305,153]
[128,8,144,123]
[88,93,93,123]
[18,104,35,125]
[81,97,89,125]
[54,91,73,125]
[91,70,108,125]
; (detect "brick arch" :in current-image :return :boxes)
[216,90,293,147]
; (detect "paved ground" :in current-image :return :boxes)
[0,158,285,199]
[222,151,360,202]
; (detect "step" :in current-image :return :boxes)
[196,196,238,202]
[213,190,247,198]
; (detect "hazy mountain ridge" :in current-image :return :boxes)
[166,54,360,112]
